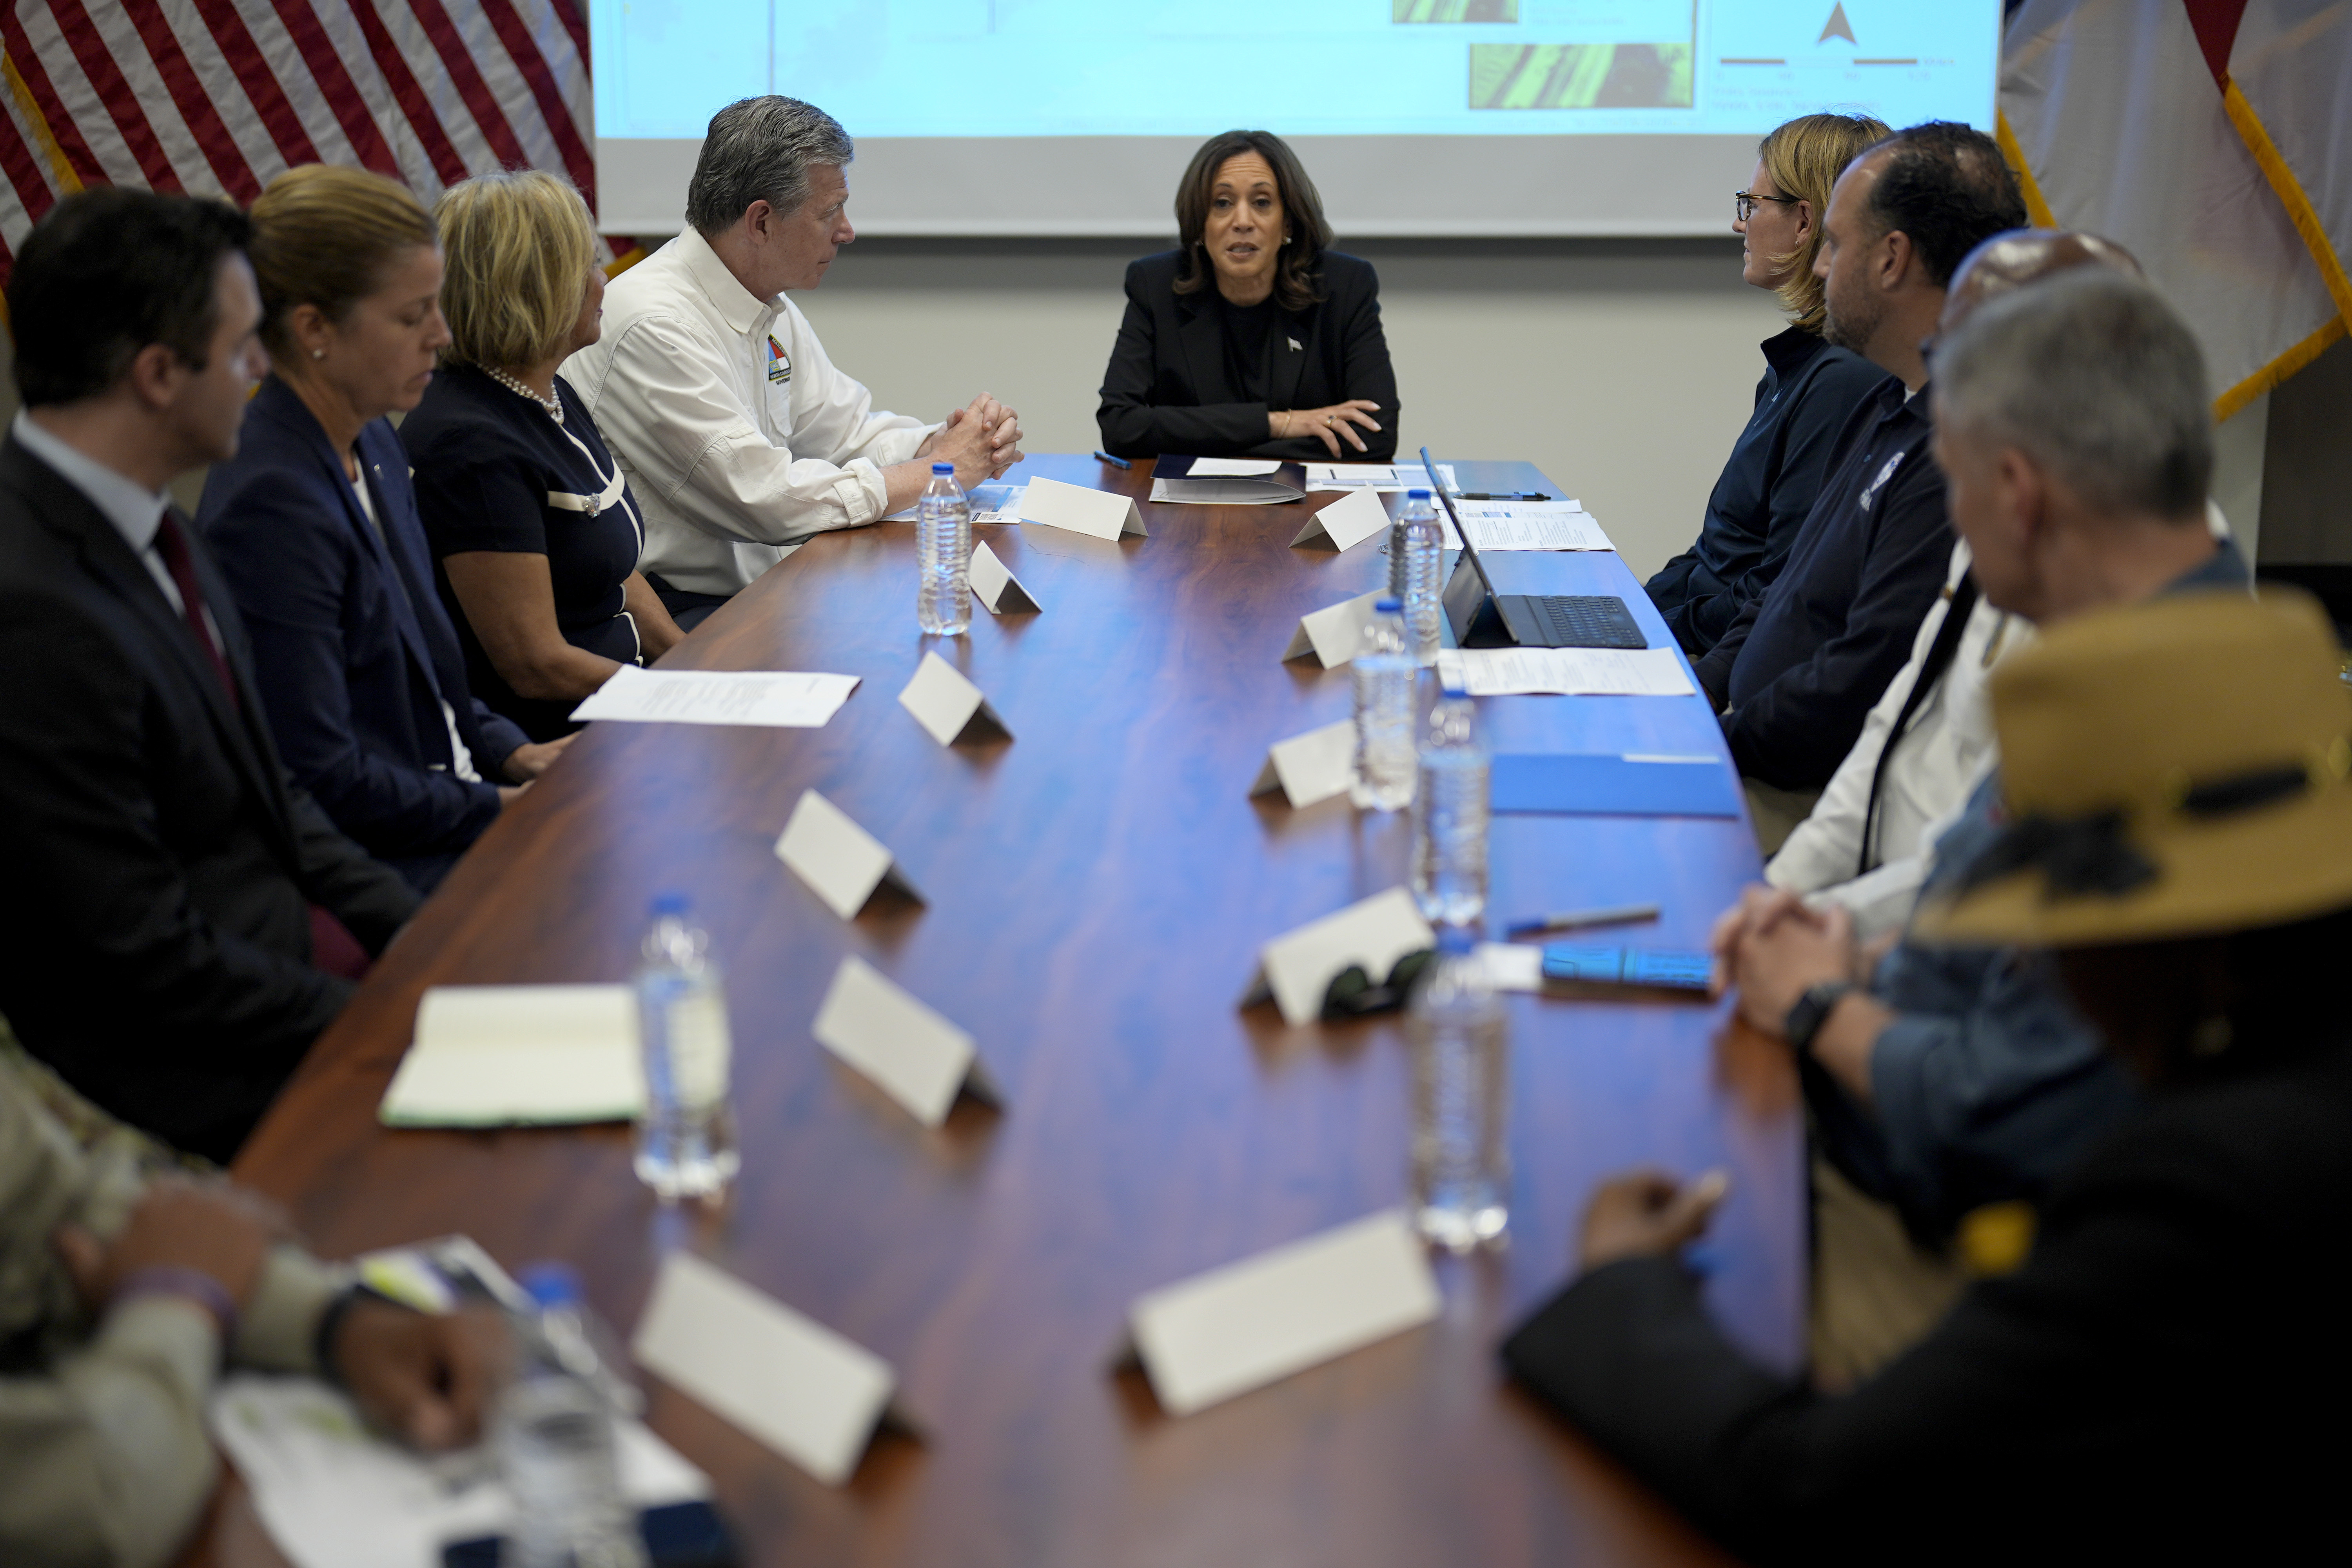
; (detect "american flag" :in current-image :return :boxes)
[0,0,609,282]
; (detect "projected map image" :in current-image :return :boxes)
[591,0,1996,141]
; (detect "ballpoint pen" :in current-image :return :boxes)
[1092,450,1132,469]
[1458,491,1551,501]
[1504,902,1662,938]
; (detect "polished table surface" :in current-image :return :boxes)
[226,454,1800,1568]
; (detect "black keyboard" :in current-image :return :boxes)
[1519,594,1647,650]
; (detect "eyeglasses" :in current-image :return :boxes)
[1320,948,1436,1021]
[1734,190,1800,222]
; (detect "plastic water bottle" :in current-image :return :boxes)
[916,462,972,635]
[1412,686,1490,925]
[1406,932,1510,1252]
[1351,597,1417,811]
[497,1264,648,1568]
[632,895,739,1202]
[1388,487,1444,666]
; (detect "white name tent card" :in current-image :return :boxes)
[968,539,1040,614]
[1249,718,1357,809]
[1281,589,1384,670]
[1121,1209,1442,1417]
[774,789,925,920]
[1289,485,1392,552]
[897,651,1011,747]
[1019,475,1146,541]
[632,1250,907,1488]
[811,955,1001,1126]
[571,664,860,728]
[1243,886,1436,1027]
[379,985,641,1127]
[1435,647,1695,699]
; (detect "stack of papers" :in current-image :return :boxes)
[1306,462,1457,492]
[572,665,860,728]
[1446,502,1611,553]
[1435,647,1696,698]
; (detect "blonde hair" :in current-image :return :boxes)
[1757,112,1892,332]
[434,169,596,370]
[249,163,437,361]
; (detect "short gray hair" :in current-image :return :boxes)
[683,96,854,236]
[1935,271,2213,521]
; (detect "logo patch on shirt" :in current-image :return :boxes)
[766,336,792,386]
[1858,450,1907,512]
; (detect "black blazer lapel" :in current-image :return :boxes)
[1267,306,1311,416]
[1172,289,1234,411]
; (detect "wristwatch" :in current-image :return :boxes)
[1783,980,1855,1056]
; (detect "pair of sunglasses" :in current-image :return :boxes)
[1320,948,1437,1021]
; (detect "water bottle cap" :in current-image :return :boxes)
[931,462,955,474]
[649,892,690,919]
[518,1262,584,1309]
[1407,487,1431,499]
[1435,929,1475,956]
[1374,596,1402,613]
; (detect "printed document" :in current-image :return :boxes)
[1436,647,1695,698]
[573,665,860,728]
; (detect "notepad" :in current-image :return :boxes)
[1434,648,1695,698]
[379,985,642,1127]
[572,666,860,728]
[1488,753,1741,818]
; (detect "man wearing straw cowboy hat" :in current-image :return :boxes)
[1501,584,2352,1563]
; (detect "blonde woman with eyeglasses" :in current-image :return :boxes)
[1644,112,1894,658]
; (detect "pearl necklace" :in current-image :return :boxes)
[481,364,563,424]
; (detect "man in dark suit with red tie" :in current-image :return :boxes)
[0,189,420,1163]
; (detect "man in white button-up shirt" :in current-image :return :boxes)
[566,96,1022,624]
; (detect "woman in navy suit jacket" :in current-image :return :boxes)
[198,165,564,895]
[1097,131,1399,463]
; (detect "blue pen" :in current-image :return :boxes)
[1092,450,1132,470]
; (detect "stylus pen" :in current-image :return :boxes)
[1459,491,1551,501]
[1505,902,1662,938]
[1092,450,1132,470]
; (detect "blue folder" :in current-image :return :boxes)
[1488,753,1742,819]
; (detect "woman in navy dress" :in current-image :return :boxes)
[403,169,684,742]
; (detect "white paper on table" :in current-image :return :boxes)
[1289,485,1391,552]
[1473,942,1545,993]
[1435,647,1696,699]
[897,651,1011,747]
[379,985,642,1127]
[971,484,1026,524]
[1306,462,1457,492]
[1122,1209,1441,1417]
[811,955,998,1125]
[1187,457,1283,477]
[1020,475,1147,539]
[632,1251,902,1488]
[1242,886,1436,1027]
[211,1374,706,1568]
[1452,503,1613,552]
[1281,589,1385,670]
[968,540,1040,614]
[570,664,860,728]
[1249,718,1357,809]
[774,789,924,920]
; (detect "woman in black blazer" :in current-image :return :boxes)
[1097,130,1399,462]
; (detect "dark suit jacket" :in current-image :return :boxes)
[0,434,419,1162]
[1096,250,1399,462]
[197,378,526,893]
[1501,1034,2352,1565]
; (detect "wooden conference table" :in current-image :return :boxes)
[226,454,1802,1568]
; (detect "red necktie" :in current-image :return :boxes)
[150,510,238,709]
